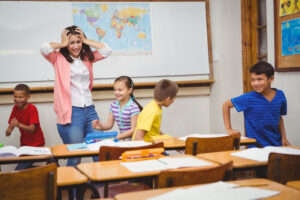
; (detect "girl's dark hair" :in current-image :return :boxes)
[114,76,143,111]
[59,25,94,63]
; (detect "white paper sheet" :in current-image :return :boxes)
[121,159,170,172]
[179,133,228,141]
[231,147,300,162]
[147,181,280,200]
[121,157,213,173]
[159,157,213,168]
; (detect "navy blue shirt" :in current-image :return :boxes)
[231,89,287,147]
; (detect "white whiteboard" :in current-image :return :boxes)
[0,1,210,88]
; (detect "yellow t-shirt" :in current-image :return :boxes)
[132,99,162,142]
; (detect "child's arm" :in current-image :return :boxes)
[279,116,290,146]
[92,112,115,130]
[116,114,138,140]
[11,117,36,133]
[6,124,14,136]
[134,129,147,141]
[222,99,239,135]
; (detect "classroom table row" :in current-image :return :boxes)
[2,147,299,199]
[0,136,258,166]
[52,136,258,161]
[57,155,300,200]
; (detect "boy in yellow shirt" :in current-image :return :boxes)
[133,79,178,142]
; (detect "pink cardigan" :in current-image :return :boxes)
[42,51,105,124]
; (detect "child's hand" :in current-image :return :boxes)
[226,128,239,135]
[10,117,19,128]
[6,126,13,136]
[92,120,104,130]
[282,137,291,146]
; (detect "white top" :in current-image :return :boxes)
[41,42,112,107]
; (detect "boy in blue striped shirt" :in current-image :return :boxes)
[222,61,290,147]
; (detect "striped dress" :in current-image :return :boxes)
[109,98,140,133]
[231,89,287,147]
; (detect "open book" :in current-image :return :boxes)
[0,146,51,157]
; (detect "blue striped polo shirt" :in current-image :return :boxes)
[231,89,287,147]
[109,98,140,133]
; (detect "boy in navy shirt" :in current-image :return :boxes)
[222,61,290,147]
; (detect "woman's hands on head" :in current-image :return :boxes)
[61,29,70,47]
[76,27,88,44]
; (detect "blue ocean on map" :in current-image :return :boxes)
[72,3,152,54]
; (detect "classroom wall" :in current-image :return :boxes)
[1,0,299,171]
[266,0,300,147]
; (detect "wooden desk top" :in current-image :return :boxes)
[52,144,98,158]
[153,137,257,150]
[287,180,300,190]
[197,150,267,169]
[115,178,300,200]
[0,154,52,165]
[57,167,88,187]
[77,155,219,183]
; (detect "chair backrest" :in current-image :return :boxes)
[98,142,164,161]
[0,163,57,200]
[267,152,300,184]
[185,132,241,155]
[157,160,233,188]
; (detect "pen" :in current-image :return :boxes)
[234,183,268,188]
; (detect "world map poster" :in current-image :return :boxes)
[72,3,152,56]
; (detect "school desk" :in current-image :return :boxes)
[197,146,300,173]
[114,178,300,200]
[77,155,219,198]
[57,166,89,200]
[287,180,300,191]
[153,137,258,150]
[196,149,268,177]
[0,154,52,165]
[51,144,99,162]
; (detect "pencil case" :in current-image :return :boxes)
[84,131,118,144]
[121,148,165,162]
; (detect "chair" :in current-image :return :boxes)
[157,160,233,188]
[0,163,57,200]
[185,132,241,155]
[97,142,164,198]
[98,142,164,161]
[267,152,300,184]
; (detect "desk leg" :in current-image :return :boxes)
[78,182,100,200]
[255,166,267,178]
[57,188,62,200]
[104,183,109,198]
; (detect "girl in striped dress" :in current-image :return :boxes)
[92,76,143,140]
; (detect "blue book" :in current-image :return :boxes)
[67,143,87,151]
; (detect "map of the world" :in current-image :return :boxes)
[72,3,152,56]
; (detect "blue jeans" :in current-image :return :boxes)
[15,162,33,170]
[57,105,102,167]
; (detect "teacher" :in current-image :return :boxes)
[41,25,112,166]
